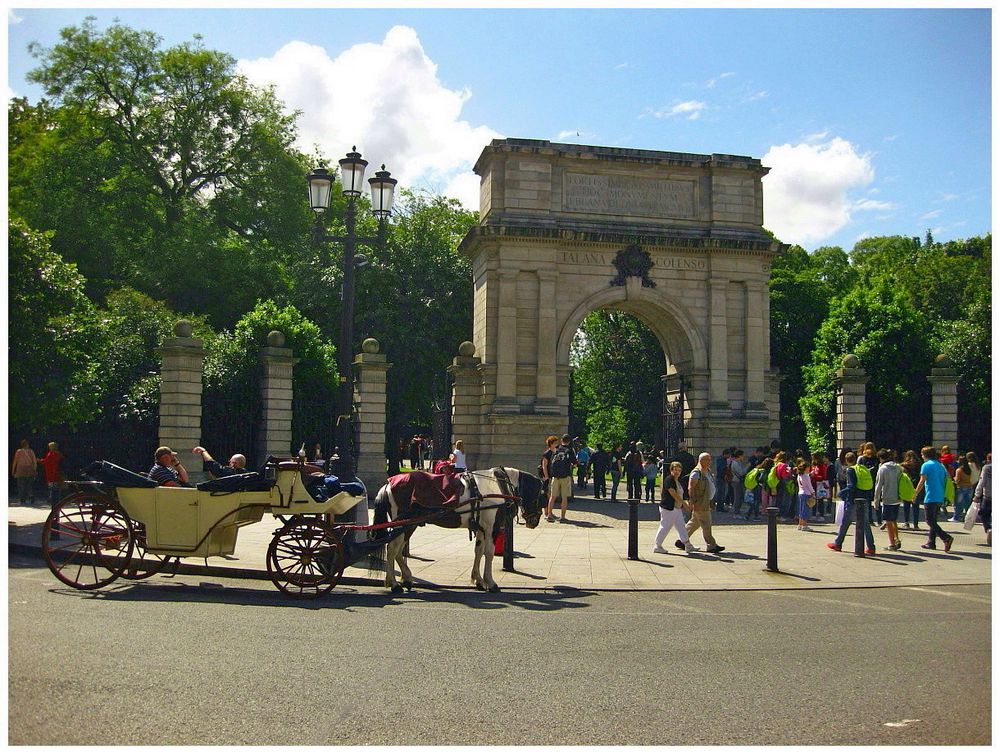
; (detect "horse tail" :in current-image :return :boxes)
[373,484,391,526]
[368,485,392,573]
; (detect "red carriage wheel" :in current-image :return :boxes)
[42,492,134,590]
[266,518,344,598]
[121,520,176,580]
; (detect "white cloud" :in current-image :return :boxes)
[8,9,23,24]
[653,100,706,120]
[803,129,830,143]
[762,136,876,245]
[743,90,768,103]
[237,26,501,210]
[853,198,898,211]
[615,62,630,70]
[919,209,942,220]
[706,71,735,88]
[939,192,959,201]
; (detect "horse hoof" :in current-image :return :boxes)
[402,582,414,592]
[488,584,501,593]
[390,585,404,594]
[475,583,487,592]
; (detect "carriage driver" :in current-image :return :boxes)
[149,446,190,487]
[192,446,248,478]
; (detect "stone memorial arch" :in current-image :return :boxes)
[454,139,786,471]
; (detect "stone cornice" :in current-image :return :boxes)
[474,138,768,176]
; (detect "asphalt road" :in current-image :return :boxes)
[8,553,991,746]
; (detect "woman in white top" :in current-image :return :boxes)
[449,440,467,472]
[653,461,698,555]
[796,460,816,531]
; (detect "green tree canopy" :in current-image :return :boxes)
[570,310,665,448]
[8,218,103,429]
[17,18,312,325]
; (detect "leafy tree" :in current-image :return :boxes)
[570,310,664,448]
[8,218,104,429]
[800,279,935,452]
[350,190,477,436]
[18,18,312,325]
[93,287,213,424]
[202,300,338,458]
[768,245,834,448]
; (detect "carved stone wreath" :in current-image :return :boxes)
[609,243,656,288]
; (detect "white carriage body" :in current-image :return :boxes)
[115,467,364,558]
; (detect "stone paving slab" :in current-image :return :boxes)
[7,495,991,592]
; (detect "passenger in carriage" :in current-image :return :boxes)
[192,446,248,478]
[149,446,190,487]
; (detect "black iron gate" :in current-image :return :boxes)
[431,373,452,461]
[662,376,685,459]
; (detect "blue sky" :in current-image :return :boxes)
[7,6,992,250]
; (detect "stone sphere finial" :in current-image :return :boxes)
[173,319,193,338]
[362,337,380,354]
[266,330,285,348]
[458,341,476,358]
[934,353,952,368]
[842,353,860,368]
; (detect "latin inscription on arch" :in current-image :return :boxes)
[564,173,695,219]
[560,251,706,271]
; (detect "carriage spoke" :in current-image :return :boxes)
[43,493,133,590]
[266,519,343,598]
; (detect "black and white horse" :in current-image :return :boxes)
[372,467,543,593]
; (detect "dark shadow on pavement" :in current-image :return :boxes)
[763,570,822,582]
[45,576,597,611]
[636,558,674,568]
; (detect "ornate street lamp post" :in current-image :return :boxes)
[307,148,397,479]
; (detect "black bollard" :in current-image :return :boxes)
[502,505,515,572]
[854,497,867,557]
[764,505,780,572]
[627,498,639,560]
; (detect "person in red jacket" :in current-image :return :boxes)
[38,441,65,510]
[939,445,957,479]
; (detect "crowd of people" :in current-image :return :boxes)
[532,435,992,556]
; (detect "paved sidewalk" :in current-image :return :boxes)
[8,494,991,592]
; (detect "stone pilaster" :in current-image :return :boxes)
[708,278,729,411]
[743,280,767,414]
[258,331,299,464]
[535,270,558,406]
[157,320,205,481]
[834,354,868,453]
[495,270,518,406]
[928,354,959,450]
[353,338,391,506]
[449,341,483,470]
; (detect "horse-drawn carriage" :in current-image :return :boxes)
[41,458,544,598]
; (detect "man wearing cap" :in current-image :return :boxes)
[149,447,189,487]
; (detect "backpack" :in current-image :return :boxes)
[766,466,779,492]
[854,464,874,491]
[550,445,574,478]
[944,475,955,505]
[897,471,915,502]
[743,468,759,491]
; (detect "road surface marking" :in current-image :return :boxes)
[764,590,900,612]
[902,586,991,604]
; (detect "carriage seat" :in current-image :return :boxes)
[196,473,275,493]
[304,474,366,501]
[387,470,465,511]
[83,460,158,488]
